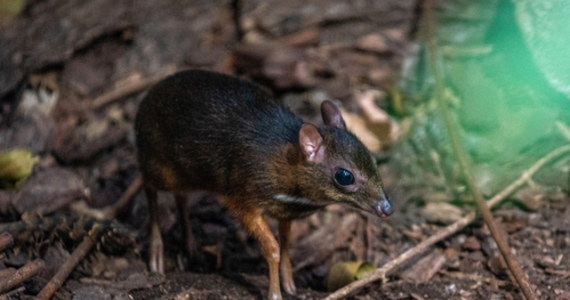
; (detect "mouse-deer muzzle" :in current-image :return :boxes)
[372,192,393,218]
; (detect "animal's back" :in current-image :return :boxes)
[135,70,300,193]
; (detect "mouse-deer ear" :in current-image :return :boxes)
[321,100,346,130]
[299,124,324,162]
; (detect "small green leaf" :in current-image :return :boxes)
[0,149,38,189]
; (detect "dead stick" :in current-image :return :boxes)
[0,216,61,234]
[324,144,570,300]
[35,224,103,300]
[0,232,13,252]
[70,175,142,221]
[103,175,142,219]
[0,286,26,300]
[91,75,165,109]
[0,221,28,233]
[0,259,45,293]
[423,0,535,298]
[0,268,16,282]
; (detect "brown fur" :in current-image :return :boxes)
[135,70,393,300]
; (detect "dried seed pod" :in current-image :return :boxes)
[327,261,375,292]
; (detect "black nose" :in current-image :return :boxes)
[373,194,393,218]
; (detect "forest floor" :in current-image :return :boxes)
[0,0,569,299]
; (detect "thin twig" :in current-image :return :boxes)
[440,271,509,286]
[70,175,142,221]
[0,221,28,233]
[0,285,26,300]
[35,224,103,300]
[0,215,62,234]
[90,75,166,110]
[0,176,140,298]
[0,259,45,293]
[0,268,16,282]
[324,144,570,300]
[422,0,535,298]
[103,175,143,219]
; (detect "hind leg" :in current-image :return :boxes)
[279,220,296,295]
[175,194,198,260]
[145,186,164,273]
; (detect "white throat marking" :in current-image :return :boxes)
[273,194,312,205]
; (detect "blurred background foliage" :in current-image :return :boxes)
[394,0,570,200]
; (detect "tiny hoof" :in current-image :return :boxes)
[282,279,296,295]
[269,292,282,300]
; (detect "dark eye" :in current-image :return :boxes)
[334,168,355,186]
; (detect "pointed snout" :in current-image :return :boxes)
[372,193,393,218]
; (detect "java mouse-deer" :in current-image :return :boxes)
[134,70,393,300]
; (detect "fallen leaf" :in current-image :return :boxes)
[355,33,389,54]
[421,202,463,224]
[462,236,482,251]
[401,249,447,283]
[340,108,381,152]
[292,213,358,271]
[12,167,87,214]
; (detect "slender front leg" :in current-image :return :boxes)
[145,187,164,274]
[239,208,282,300]
[175,194,197,261]
[279,220,296,295]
